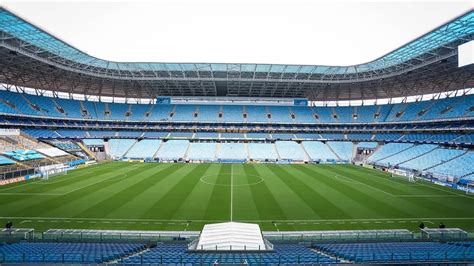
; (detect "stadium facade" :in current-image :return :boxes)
[0,6,473,265]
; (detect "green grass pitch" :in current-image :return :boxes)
[0,162,473,232]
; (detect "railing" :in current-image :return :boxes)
[263,229,414,242]
[42,229,200,242]
[0,228,35,241]
[189,244,269,251]
[0,252,126,264]
[118,253,338,264]
[331,251,474,263]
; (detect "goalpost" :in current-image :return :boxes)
[466,182,474,195]
[38,164,69,180]
[389,168,417,182]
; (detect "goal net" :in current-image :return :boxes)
[466,182,474,195]
[38,164,69,180]
[389,168,416,182]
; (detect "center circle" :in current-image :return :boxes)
[200,173,264,187]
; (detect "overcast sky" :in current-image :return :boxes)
[1,0,473,66]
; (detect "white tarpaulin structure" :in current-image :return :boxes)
[37,147,68,157]
[193,222,270,251]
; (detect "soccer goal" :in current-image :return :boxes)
[38,164,69,180]
[466,182,474,195]
[390,168,417,182]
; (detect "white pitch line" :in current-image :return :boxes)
[334,174,473,199]
[230,164,233,221]
[0,163,117,192]
[0,173,129,196]
[1,216,473,223]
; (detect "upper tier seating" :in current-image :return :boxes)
[56,129,88,138]
[1,89,473,123]
[51,140,81,151]
[357,142,378,149]
[82,139,104,146]
[194,132,220,139]
[23,128,59,138]
[220,133,245,139]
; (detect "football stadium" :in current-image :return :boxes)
[0,2,473,264]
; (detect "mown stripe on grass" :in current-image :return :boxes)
[320,165,444,218]
[0,163,143,217]
[41,163,155,218]
[143,164,211,221]
[70,164,177,219]
[203,164,231,221]
[263,165,323,220]
[290,164,380,219]
[231,164,260,221]
[267,164,350,219]
[240,164,287,221]
[169,164,222,221]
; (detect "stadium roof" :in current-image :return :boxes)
[0,7,473,100]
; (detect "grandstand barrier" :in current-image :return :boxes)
[261,229,414,242]
[0,228,34,241]
[0,128,20,136]
[421,228,468,240]
[42,229,200,242]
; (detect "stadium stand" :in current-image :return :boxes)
[187,142,217,161]
[217,142,247,162]
[427,151,474,178]
[0,8,473,265]
[125,139,162,159]
[398,147,466,171]
[155,140,190,161]
[302,141,339,162]
[248,143,279,161]
[314,241,474,263]
[82,139,104,146]
[275,141,306,161]
[3,149,45,161]
[1,89,474,123]
[327,141,353,161]
[375,144,438,167]
[107,139,136,159]
[357,142,378,149]
[0,242,146,264]
[121,243,340,264]
[367,143,414,163]
[0,155,15,165]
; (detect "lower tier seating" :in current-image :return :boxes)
[0,242,146,264]
[314,241,474,263]
[120,243,340,264]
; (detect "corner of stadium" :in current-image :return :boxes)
[0,4,473,265]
